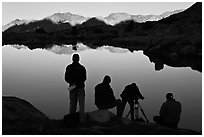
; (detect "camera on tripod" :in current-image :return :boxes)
[120,83,148,122]
[127,99,149,122]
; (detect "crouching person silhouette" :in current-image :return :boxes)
[95,75,122,118]
[120,83,144,121]
[64,54,87,123]
[153,93,182,128]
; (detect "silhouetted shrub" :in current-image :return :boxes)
[125,20,135,32]
[195,41,202,48]
[111,30,119,36]
[92,28,104,33]
[160,15,178,24]
[35,27,47,34]
[71,26,78,35]
[143,22,154,30]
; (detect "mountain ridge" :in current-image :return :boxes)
[2,9,184,32]
[44,12,88,25]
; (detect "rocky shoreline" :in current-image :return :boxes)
[2,96,201,135]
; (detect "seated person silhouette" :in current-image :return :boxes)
[153,93,182,128]
[94,75,122,117]
[120,83,144,121]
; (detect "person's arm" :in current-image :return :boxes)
[159,103,166,118]
[94,85,103,108]
[120,87,127,99]
[65,65,75,85]
[135,87,144,100]
[64,66,71,83]
[109,86,116,101]
[94,86,98,106]
[82,66,87,82]
[77,65,86,83]
[178,102,182,115]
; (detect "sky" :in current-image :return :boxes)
[2,2,194,25]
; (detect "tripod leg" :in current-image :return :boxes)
[138,103,149,122]
[126,101,135,120]
[126,110,131,119]
[122,99,129,119]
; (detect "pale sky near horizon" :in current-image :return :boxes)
[2,2,194,25]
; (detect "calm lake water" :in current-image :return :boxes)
[2,43,202,131]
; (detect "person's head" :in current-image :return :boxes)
[72,54,80,62]
[166,93,174,100]
[131,83,137,87]
[103,75,111,84]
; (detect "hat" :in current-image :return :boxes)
[166,93,173,100]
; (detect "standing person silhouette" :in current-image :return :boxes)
[64,54,87,123]
[153,93,182,128]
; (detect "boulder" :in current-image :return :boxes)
[2,96,49,134]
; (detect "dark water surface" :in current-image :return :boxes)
[2,44,202,131]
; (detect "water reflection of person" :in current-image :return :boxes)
[64,54,87,123]
[153,93,182,128]
[120,83,144,121]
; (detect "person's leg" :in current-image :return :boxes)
[153,116,163,124]
[128,99,135,121]
[78,88,86,123]
[121,98,128,118]
[154,116,178,128]
[165,123,178,129]
[116,99,122,117]
[69,89,78,114]
[162,121,178,129]
[103,99,122,117]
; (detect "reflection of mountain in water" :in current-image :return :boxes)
[10,44,29,50]
[96,46,129,53]
[2,3,202,72]
[10,43,130,55]
[46,43,89,55]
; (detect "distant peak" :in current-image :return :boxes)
[107,12,130,17]
[109,12,130,15]
[14,19,21,21]
[11,19,25,23]
[52,12,71,15]
[44,12,87,26]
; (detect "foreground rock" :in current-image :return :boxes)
[2,96,49,134]
[2,96,201,135]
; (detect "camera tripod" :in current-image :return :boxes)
[126,100,149,122]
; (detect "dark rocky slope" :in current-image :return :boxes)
[144,2,202,71]
[2,96,201,135]
[2,96,49,134]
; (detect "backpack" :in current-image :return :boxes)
[63,112,80,127]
